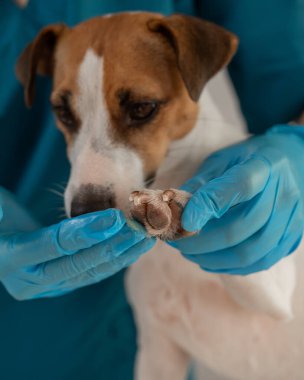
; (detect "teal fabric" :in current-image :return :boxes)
[198,0,304,133]
[1,0,304,379]
[0,2,175,379]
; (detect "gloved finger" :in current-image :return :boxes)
[182,157,271,232]
[202,230,302,275]
[183,199,302,270]
[33,224,148,284]
[28,237,156,298]
[0,209,125,269]
[169,189,273,254]
[180,173,210,195]
[179,143,245,195]
[60,237,156,290]
[180,154,230,194]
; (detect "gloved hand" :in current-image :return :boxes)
[170,125,304,275]
[0,187,155,300]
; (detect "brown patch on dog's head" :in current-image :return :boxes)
[98,13,238,175]
[16,13,238,215]
[147,15,238,101]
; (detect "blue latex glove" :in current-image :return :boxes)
[170,125,304,275]
[0,187,155,300]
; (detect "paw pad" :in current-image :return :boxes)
[129,189,193,240]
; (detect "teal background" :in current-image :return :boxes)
[0,0,304,379]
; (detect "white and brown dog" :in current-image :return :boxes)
[16,12,304,380]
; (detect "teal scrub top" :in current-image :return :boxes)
[0,1,303,379]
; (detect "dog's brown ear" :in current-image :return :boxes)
[15,24,68,107]
[148,15,238,101]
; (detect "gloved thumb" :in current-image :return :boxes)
[180,152,231,194]
[182,157,271,232]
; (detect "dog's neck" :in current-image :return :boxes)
[153,87,243,190]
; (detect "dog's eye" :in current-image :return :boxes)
[53,106,75,129]
[129,102,158,121]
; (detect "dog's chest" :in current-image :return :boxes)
[152,88,246,191]
[125,87,304,379]
[126,86,244,314]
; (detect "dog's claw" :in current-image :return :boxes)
[162,189,175,202]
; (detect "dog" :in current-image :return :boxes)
[16,12,304,380]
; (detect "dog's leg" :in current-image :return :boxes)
[220,253,296,320]
[135,330,190,380]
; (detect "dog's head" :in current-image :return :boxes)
[16,12,238,217]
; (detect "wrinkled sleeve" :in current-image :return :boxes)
[0,1,38,190]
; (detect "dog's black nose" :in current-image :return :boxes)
[70,184,116,217]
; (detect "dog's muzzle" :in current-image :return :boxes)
[70,184,116,217]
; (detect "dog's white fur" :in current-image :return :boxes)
[127,90,304,380]
[67,49,304,379]
[64,50,144,216]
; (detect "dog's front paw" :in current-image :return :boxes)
[129,189,195,240]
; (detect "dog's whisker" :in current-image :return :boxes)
[46,187,65,198]
[53,183,67,191]
[47,181,68,194]
[53,181,68,189]
[47,205,66,212]
[56,206,66,211]
[57,213,68,220]
[51,206,67,218]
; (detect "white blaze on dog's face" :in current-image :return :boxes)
[62,49,144,216]
[16,13,238,217]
